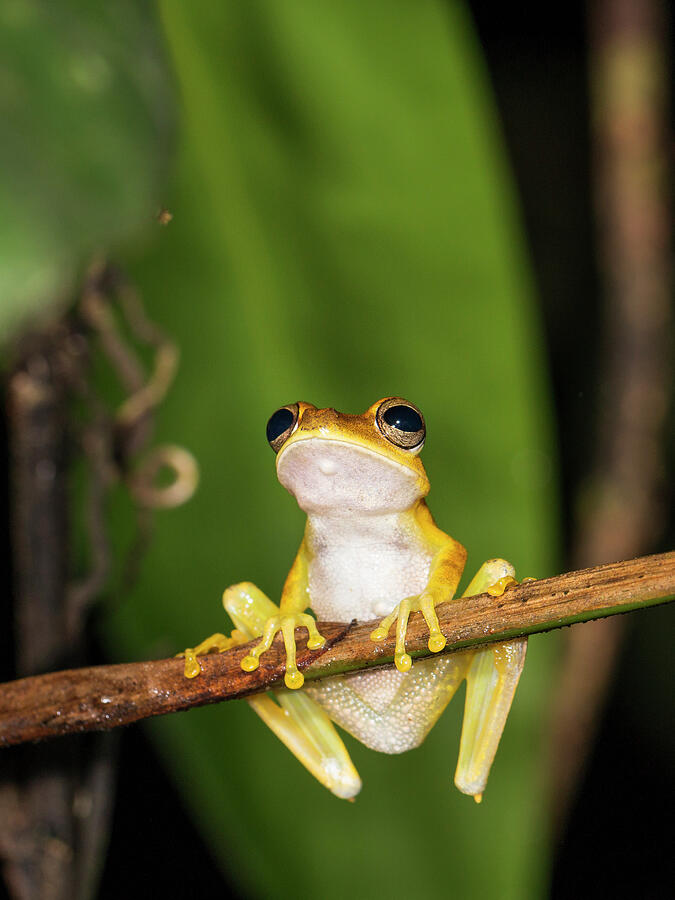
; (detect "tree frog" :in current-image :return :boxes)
[183,398,527,801]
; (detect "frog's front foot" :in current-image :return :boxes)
[369,593,446,673]
[240,612,326,689]
[486,574,536,597]
[178,630,248,679]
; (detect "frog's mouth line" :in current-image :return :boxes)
[276,436,428,489]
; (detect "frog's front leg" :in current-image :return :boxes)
[223,581,361,800]
[237,544,326,689]
[370,502,467,671]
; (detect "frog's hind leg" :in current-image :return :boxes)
[223,584,362,800]
[455,559,528,800]
[247,692,361,800]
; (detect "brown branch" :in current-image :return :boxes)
[0,552,673,749]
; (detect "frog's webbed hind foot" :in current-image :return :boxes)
[455,558,530,800]
[178,630,248,679]
[369,592,447,673]
[223,582,360,799]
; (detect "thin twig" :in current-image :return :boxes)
[0,552,672,749]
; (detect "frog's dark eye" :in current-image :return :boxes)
[266,403,299,452]
[375,398,426,451]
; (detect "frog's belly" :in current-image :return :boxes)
[307,541,432,622]
[306,654,471,754]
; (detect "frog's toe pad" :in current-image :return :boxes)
[285,670,305,689]
[182,650,201,679]
[486,575,537,598]
[370,626,389,642]
[395,652,412,672]
[178,630,247,679]
[241,654,260,672]
[428,633,447,653]
[486,575,518,597]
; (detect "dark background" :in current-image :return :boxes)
[1,2,671,898]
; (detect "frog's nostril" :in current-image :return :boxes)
[318,458,338,476]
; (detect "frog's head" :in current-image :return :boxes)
[266,398,429,514]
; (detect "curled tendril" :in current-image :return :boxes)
[68,261,200,613]
[115,341,179,430]
[126,444,199,509]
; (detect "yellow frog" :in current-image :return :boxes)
[182,398,527,801]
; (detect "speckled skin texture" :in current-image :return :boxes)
[306,657,469,753]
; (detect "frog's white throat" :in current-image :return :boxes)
[276,438,423,516]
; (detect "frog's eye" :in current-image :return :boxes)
[266,403,299,452]
[375,398,425,451]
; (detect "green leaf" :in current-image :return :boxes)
[106,1,559,896]
[0,0,173,338]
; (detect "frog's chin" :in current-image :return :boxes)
[277,438,425,515]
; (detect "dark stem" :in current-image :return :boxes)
[0,324,116,900]
[547,0,672,832]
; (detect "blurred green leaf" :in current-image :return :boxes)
[106,1,559,897]
[0,0,173,338]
